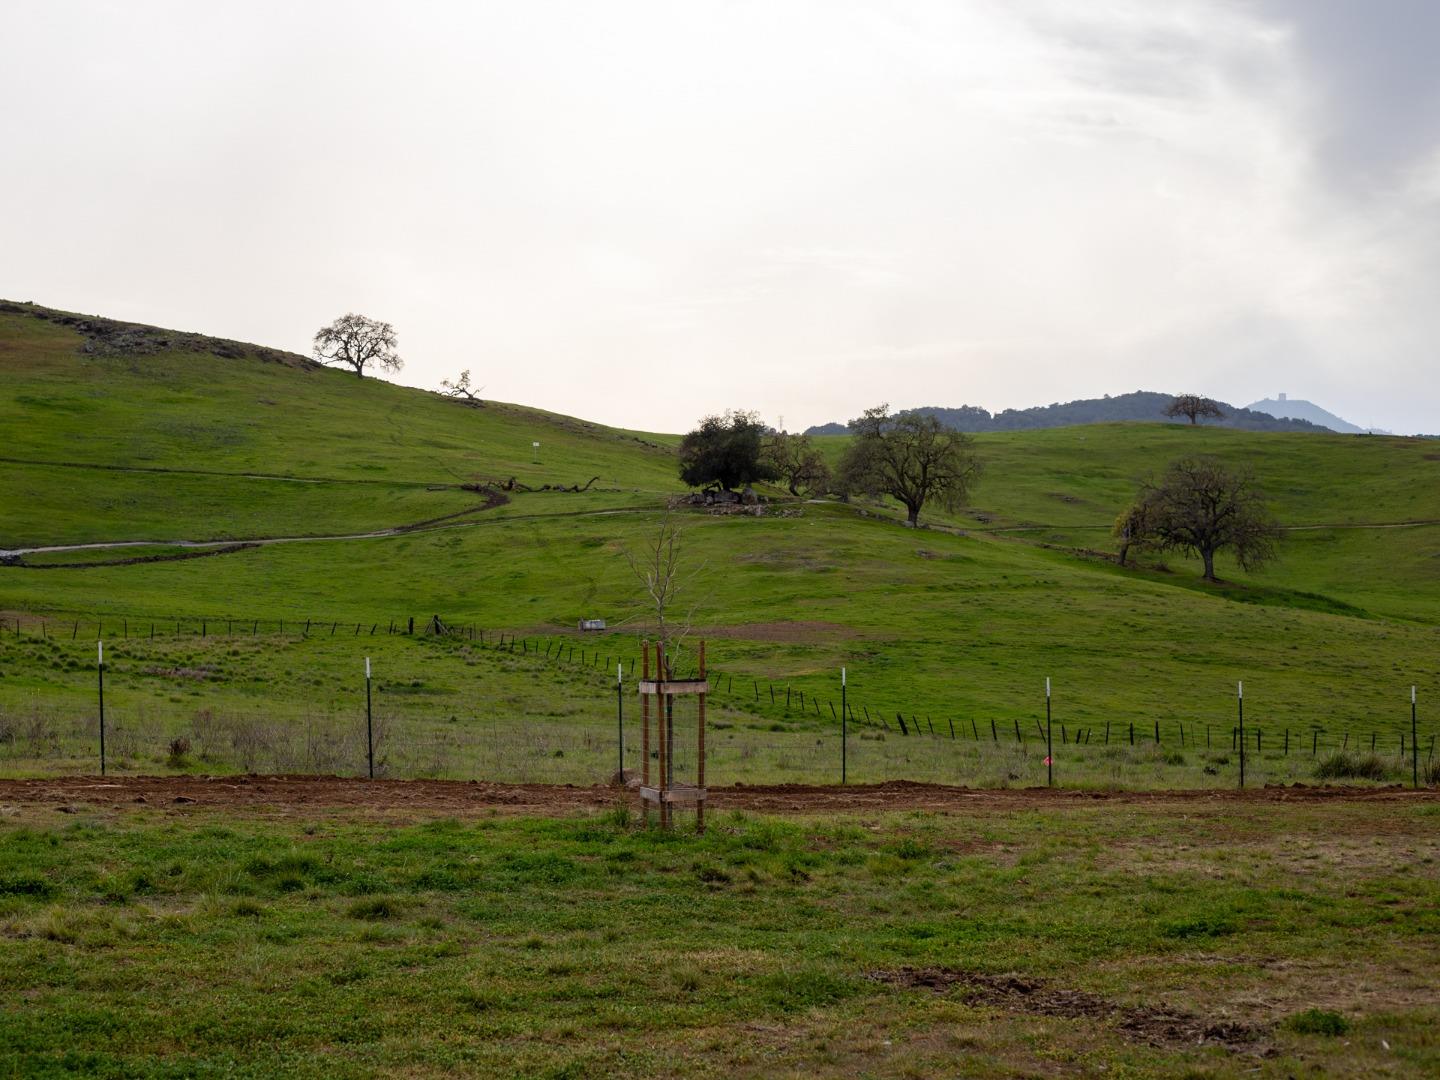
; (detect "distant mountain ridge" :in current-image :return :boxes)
[803,391,1333,436]
[1244,394,1383,435]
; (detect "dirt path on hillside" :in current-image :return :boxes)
[11,513,1437,560]
[0,775,1431,816]
[0,505,649,559]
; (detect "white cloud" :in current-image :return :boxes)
[1,0,1437,432]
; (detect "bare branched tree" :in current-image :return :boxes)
[1163,394,1225,425]
[622,513,705,673]
[440,369,485,407]
[1120,455,1281,581]
[762,430,831,496]
[312,313,403,379]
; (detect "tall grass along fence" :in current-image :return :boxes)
[2,613,1436,790]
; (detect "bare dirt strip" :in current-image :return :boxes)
[0,775,1432,816]
[867,967,1264,1051]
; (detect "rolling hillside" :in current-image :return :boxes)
[2,301,1439,781]
[0,302,679,549]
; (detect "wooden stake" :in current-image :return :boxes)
[641,641,651,826]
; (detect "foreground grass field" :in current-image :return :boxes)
[0,789,1435,1077]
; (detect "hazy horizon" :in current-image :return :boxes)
[5,1,1439,434]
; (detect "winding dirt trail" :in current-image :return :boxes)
[0,506,650,559]
[9,508,1437,560]
[6,453,1436,560]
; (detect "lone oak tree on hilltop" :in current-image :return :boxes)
[1120,455,1280,582]
[839,405,981,526]
[313,314,403,379]
[678,410,779,492]
[1164,394,1225,425]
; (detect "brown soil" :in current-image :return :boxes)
[868,967,1266,1051]
[0,776,1431,817]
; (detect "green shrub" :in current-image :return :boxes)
[348,896,405,920]
[695,865,732,885]
[1314,752,1389,782]
[411,866,470,892]
[1285,1009,1349,1036]
[495,851,580,885]
[0,875,56,899]
[166,735,191,768]
[760,968,858,1012]
[1162,913,1237,939]
[886,837,933,861]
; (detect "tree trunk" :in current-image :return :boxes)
[1117,541,1130,567]
[1201,548,1216,581]
[906,504,921,526]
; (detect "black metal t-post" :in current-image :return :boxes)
[1045,677,1053,787]
[98,640,106,776]
[1238,681,1245,789]
[1413,686,1419,790]
[365,657,374,779]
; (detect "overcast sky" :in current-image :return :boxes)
[4,1,1439,433]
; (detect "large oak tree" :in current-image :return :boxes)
[1121,456,1280,581]
[838,405,981,526]
[313,314,403,379]
[1164,394,1224,425]
[677,410,779,492]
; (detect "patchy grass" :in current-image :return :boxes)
[0,798,1434,1076]
[1285,1008,1351,1037]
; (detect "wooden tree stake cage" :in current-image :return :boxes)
[639,639,708,832]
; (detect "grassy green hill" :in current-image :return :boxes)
[2,301,1438,785]
[0,303,678,549]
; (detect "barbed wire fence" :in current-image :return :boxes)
[1,611,1435,789]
